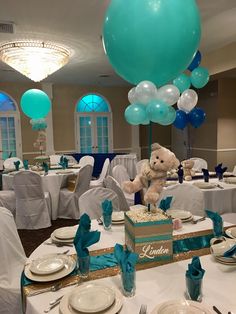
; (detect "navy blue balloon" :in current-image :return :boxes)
[188,50,201,72]
[173,110,188,129]
[188,107,206,128]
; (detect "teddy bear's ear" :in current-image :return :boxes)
[151,143,162,151]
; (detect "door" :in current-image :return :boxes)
[76,113,112,153]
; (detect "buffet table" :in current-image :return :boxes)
[23,218,236,314]
[2,169,80,220]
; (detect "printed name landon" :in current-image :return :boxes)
[139,244,169,259]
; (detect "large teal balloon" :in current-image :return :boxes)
[173,73,191,93]
[124,103,147,125]
[146,100,169,123]
[191,67,209,88]
[103,0,201,86]
[20,89,51,119]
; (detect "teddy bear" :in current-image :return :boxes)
[123,143,180,205]
[181,159,195,181]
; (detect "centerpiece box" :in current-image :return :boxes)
[125,209,173,263]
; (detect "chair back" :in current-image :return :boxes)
[13,171,51,229]
[136,159,149,174]
[79,156,95,168]
[96,158,110,184]
[50,154,62,165]
[190,158,208,172]
[104,176,130,211]
[159,183,204,216]
[74,165,93,197]
[79,187,119,219]
[221,213,236,224]
[112,165,130,186]
[0,207,26,313]
[3,157,23,170]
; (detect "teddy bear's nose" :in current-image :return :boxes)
[153,161,156,165]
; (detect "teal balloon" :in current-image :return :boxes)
[124,103,147,125]
[146,100,169,123]
[173,73,191,93]
[191,66,209,88]
[159,106,176,126]
[20,89,51,119]
[142,118,150,125]
[103,0,201,86]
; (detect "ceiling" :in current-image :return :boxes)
[0,0,236,86]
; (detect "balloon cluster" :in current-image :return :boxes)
[20,89,51,131]
[125,50,208,130]
[30,118,48,131]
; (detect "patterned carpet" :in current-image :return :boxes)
[18,219,78,257]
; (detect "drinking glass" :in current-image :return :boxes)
[121,270,136,297]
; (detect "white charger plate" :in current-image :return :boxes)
[29,255,65,275]
[112,211,124,222]
[51,231,75,244]
[25,254,76,282]
[60,284,123,314]
[54,226,77,240]
[215,256,236,265]
[193,182,216,189]
[225,227,236,239]
[69,284,115,313]
[151,299,212,314]
[56,170,74,174]
[166,209,192,220]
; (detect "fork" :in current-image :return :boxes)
[191,216,206,224]
[217,184,224,189]
[44,299,61,313]
[139,304,147,314]
[44,242,73,247]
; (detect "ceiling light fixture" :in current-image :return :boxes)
[0,40,70,82]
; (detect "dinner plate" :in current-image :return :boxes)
[71,164,81,168]
[69,283,115,313]
[60,284,123,314]
[215,255,236,263]
[193,182,216,189]
[166,209,192,220]
[112,211,124,222]
[215,256,236,265]
[51,230,76,244]
[224,177,236,184]
[29,255,65,275]
[225,227,236,239]
[151,299,212,314]
[25,254,76,282]
[112,220,124,225]
[56,170,74,174]
[54,226,77,240]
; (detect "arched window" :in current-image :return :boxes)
[0,92,22,160]
[75,93,113,153]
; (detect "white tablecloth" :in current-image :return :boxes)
[2,169,80,220]
[25,219,235,314]
[111,154,137,179]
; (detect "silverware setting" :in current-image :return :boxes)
[191,216,206,224]
[44,242,73,247]
[49,295,64,306]
[29,280,77,297]
[217,184,224,189]
[97,218,103,225]
[44,298,61,313]
[139,304,147,314]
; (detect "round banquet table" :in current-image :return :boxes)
[24,219,236,314]
[2,169,80,220]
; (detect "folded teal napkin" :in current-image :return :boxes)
[42,162,49,173]
[223,244,236,258]
[74,213,91,245]
[202,169,209,182]
[102,199,113,215]
[186,256,205,301]
[205,209,223,237]
[59,156,68,169]
[14,160,20,171]
[63,157,69,168]
[74,230,100,257]
[114,243,138,273]
[159,196,173,212]
[215,163,227,179]
[23,160,29,170]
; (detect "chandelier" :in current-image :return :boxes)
[0,40,70,82]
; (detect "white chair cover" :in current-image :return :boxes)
[58,165,93,219]
[3,157,23,171]
[136,159,149,174]
[90,158,110,188]
[232,165,236,176]
[190,158,208,172]
[79,156,95,168]
[112,165,130,186]
[0,190,16,215]
[221,213,236,224]
[0,207,26,314]
[159,183,204,216]
[104,176,130,211]
[13,171,51,229]
[79,187,119,219]
[49,155,62,165]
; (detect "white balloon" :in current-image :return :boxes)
[177,89,198,113]
[128,87,137,104]
[135,80,157,105]
[155,84,180,106]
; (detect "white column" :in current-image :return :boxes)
[131,125,141,159]
[41,83,55,155]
